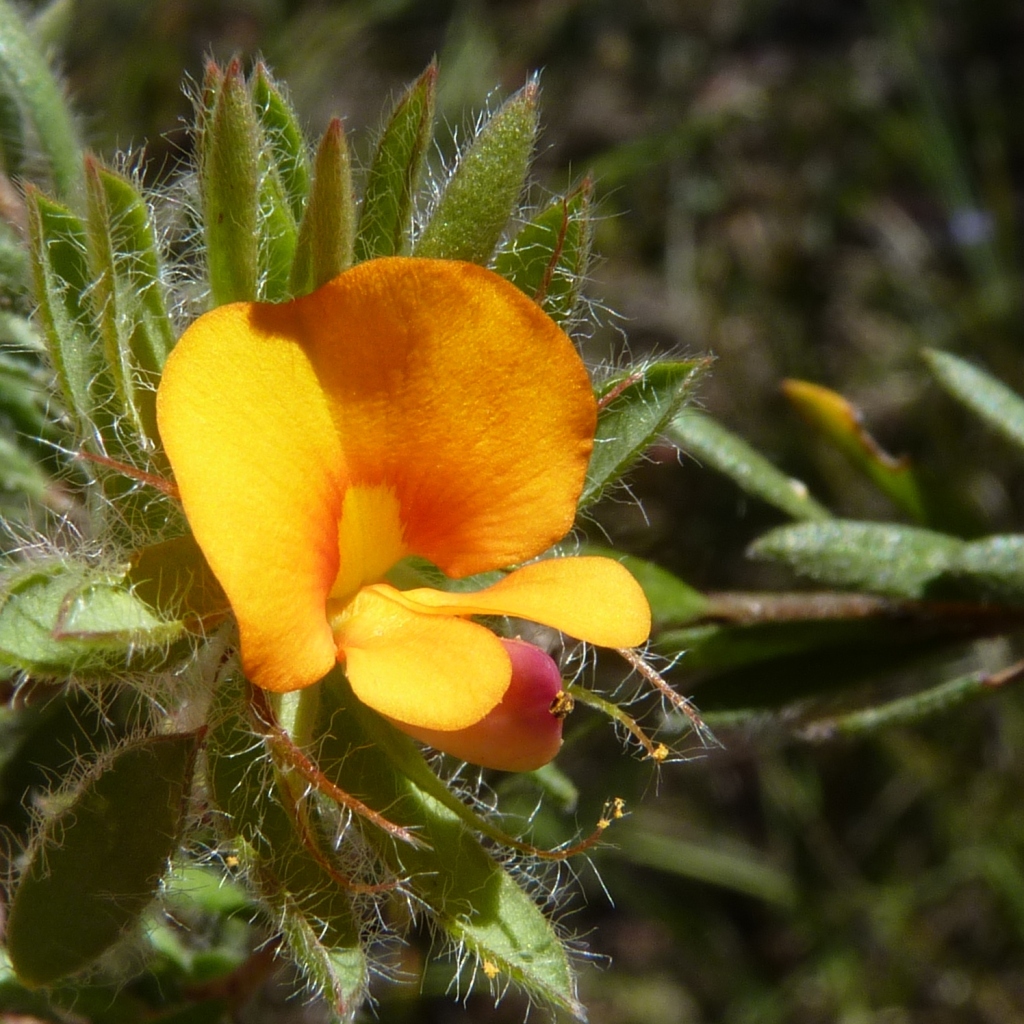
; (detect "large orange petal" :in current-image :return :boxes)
[156,302,344,692]
[377,556,652,648]
[333,586,512,729]
[273,258,596,577]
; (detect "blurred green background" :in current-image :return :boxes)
[18,0,1024,1020]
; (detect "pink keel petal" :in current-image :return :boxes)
[392,639,568,771]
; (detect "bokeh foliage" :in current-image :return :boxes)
[2,0,1024,1022]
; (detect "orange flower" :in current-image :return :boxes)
[156,258,649,753]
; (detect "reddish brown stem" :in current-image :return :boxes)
[247,684,426,849]
[76,449,181,499]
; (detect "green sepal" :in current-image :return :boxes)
[923,348,1024,455]
[0,559,184,675]
[6,730,201,987]
[353,63,436,262]
[782,379,926,522]
[669,409,831,521]
[84,157,175,453]
[251,63,311,225]
[580,359,707,510]
[205,674,366,1016]
[493,177,594,324]
[26,188,104,435]
[291,118,354,295]
[315,673,583,1020]
[415,80,539,264]
[0,0,82,198]
[749,520,964,598]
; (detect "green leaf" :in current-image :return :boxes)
[668,409,831,521]
[749,520,964,597]
[354,63,436,261]
[782,378,926,522]
[205,675,365,1016]
[923,348,1024,454]
[7,731,201,986]
[84,158,175,452]
[27,189,105,435]
[580,360,707,510]
[0,0,82,197]
[415,79,538,264]
[0,561,183,675]
[277,899,367,1024]
[251,63,311,225]
[493,177,594,324]
[316,674,583,1019]
[198,60,261,305]
[941,534,1024,605]
[612,818,794,906]
[291,118,355,295]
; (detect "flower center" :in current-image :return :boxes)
[330,483,408,606]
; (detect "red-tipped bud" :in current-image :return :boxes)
[392,638,572,771]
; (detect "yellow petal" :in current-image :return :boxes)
[383,556,652,648]
[333,586,512,729]
[292,258,596,577]
[156,302,344,692]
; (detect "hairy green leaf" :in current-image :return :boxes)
[316,674,583,1019]
[291,118,355,295]
[0,561,182,674]
[493,178,594,324]
[581,360,707,510]
[7,731,200,986]
[416,80,538,264]
[354,63,436,261]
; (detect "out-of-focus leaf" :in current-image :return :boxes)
[749,520,964,597]
[494,178,593,324]
[7,731,201,986]
[923,348,1024,454]
[291,118,355,295]
[0,432,50,502]
[581,361,707,510]
[665,610,1009,711]
[416,80,538,264]
[0,0,82,197]
[669,409,830,521]
[611,816,795,906]
[317,674,583,1019]
[354,63,436,261]
[938,534,1024,605]
[782,379,926,522]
